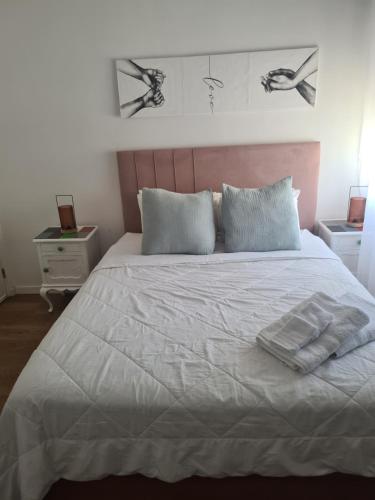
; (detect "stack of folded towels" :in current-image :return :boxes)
[256,292,375,373]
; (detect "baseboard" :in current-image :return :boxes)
[7,285,16,296]
[15,285,40,294]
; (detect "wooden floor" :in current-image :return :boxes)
[44,473,375,500]
[0,294,71,410]
[3,295,375,499]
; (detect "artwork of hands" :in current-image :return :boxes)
[261,68,297,92]
[117,48,318,117]
[142,88,165,108]
[260,49,318,106]
[141,68,166,91]
[117,59,166,117]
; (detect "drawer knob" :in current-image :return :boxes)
[57,246,64,252]
[43,267,49,273]
[357,240,361,246]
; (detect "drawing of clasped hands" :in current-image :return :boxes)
[260,67,316,106]
[259,50,318,106]
[117,59,166,117]
[140,68,166,108]
[261,68,297,92]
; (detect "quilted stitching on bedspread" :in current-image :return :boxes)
[34,258,375,437]
[3,248,375,499]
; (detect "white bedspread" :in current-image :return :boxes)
[2,230,375,500]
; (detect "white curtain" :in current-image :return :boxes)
[358,1,375,295]
[358,184,375,294]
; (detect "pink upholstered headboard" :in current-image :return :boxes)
[117,142,320,232]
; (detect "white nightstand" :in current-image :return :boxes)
[318,219,362,276]
[33,226,100,312]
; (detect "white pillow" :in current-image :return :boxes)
[137,188,301,236]
[137,191,144,229]
[212,192,224,241]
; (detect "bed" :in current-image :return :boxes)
[2,142,375,500]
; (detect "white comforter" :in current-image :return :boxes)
[2,231,375,500]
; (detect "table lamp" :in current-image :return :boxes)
[347,186,367,229]
[56,195,77,233]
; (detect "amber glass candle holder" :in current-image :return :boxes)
[56,195,77,233]
[347,186,368,229]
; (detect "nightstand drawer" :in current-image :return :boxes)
[41,254,87,284]
[39,243,83,255]
[331,235,362,253]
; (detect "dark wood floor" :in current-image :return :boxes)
[3,295,375,499]
[0,294,71,410]
[45,473,375,500]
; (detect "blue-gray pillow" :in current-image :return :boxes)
[222,177,301,252]
[142,188,216,255]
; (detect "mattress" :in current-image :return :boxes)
[2,230,375,500]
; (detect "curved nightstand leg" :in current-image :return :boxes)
[40,287,53,312]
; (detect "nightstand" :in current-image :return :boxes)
[33,226,100,312]
[318,219,362,276]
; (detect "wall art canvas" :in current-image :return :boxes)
[116,47,318,118]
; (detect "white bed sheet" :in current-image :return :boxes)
[2,230,375,500]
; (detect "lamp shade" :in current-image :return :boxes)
[347,187,367,228]
[56,195,77,233]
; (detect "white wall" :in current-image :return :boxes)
[360,0,375,185]
[0,0,371,290]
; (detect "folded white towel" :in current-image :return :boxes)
[333,292,375,358]
[257,292,369,374]
[263,299,333,354]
